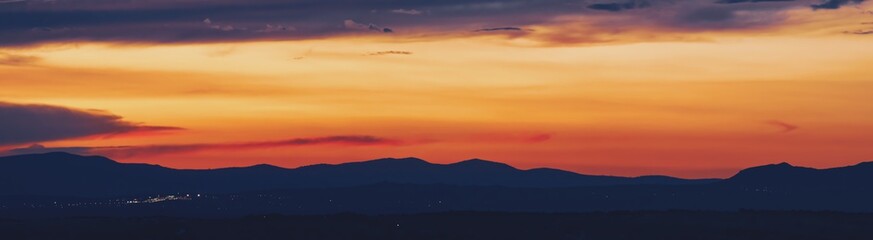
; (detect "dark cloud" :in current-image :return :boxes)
[0,1,410,46]
[715,0,863,10]
[367,51,412,56]
[344,19,393,33]
[2,136,406,158]
[0,102,181,146]
[679,7,738,23]
[0,0,857,46]
[764,120,799,133]
[717,0,795,4]
[587,1,652,12]
[567,1,794,37]
[0,52,41,66]
[255,24,295,33]
[811,0,865,9]
[474,27,524,32]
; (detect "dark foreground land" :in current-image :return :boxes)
[1,211,872,240]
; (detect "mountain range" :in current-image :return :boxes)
[0,152,713,197]
[2,152,873,216]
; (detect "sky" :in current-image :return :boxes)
[1,0,873,178]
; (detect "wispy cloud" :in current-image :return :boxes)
[466,133,555,144]
[474,27,524,32]
[845,29,873,34]
[292,47,314,60]
[390,9,423,15]
[0,52,41,66]
[367,51,412,56]
[765,120,799,133]
[811,0,866,10]
[344,19,393,33]
[3,136,408,158]
[525,134,553,143]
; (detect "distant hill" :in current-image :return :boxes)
[725,161,873,190]
[3,152,873,216]
[0,152,713,197]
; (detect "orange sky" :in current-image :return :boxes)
[2,1,873,178]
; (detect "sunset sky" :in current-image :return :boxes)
[2,0,873,178]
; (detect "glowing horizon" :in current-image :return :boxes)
[2,0,873,178]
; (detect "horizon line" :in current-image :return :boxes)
[5,151,873,180]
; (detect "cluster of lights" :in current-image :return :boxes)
[127,194,203,204]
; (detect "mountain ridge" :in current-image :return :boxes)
[6,152,712,180]
[0,152,718,197]
[3,152,873,214]
[6,151,872,177]
[3,152,872,199]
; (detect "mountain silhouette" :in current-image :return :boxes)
[0,152,713,197]
[724,161,873,190]
[3,152,873,215]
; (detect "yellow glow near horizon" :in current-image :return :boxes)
[3,17,873,178]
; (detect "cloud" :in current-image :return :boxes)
[677,7,741,24]
[255,24,295,33]
[845,29,873,34]
[0,0,25,8]
[367,51,412,56]
[717,0,795,4]
[0,102,181,146]
[344,19,393,33]
[292,47,314,60]
[466,132,556,144]
[474,27,524,32]
[203,18,238,32]
[811,0,866,10]
[525,134,553,143]
[206,46,238,57]
[587,1,652,12]
[523,2,798,46]
[2,136,406,158]
[0,0,857,46]
[0,52,41,66]
[390,9,423,15]
[764,120,799,133]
